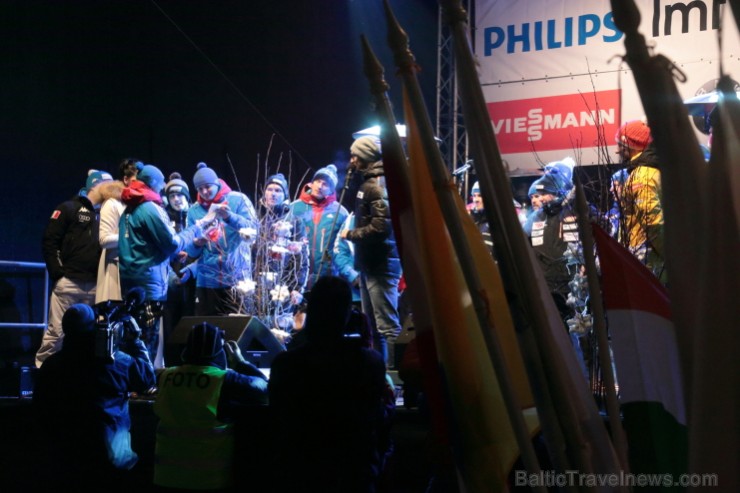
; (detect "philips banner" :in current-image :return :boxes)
[474,0,740,173]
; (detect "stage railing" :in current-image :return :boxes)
[0,260,48,330]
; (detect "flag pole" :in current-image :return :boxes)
[357,34,453,446]
[381,1,546,486]
[439,0,624,481]
[609,0,707,401]
[574,176,630,472]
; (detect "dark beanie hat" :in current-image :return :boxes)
[350,136,382,163]
[62,303,96,336]
[312,164,339,192]
[181,323,227,369]
[265,173,289,196]
[193,162,219,190]
[138,165,166,194]
[165,172,190,201]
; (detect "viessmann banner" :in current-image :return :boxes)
[474,0,740,173]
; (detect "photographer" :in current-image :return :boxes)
[153,322,268,491]
[32,303,156,491]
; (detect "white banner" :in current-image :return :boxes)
[474,0,740,173]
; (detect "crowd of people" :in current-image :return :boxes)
[30,118,668,491]
[32,134,404,492]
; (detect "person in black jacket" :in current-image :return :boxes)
[162,172,197,365]
[36,169,113,367]
[340,136,402,369]
[269,276,388,493]
[525,168,577,320]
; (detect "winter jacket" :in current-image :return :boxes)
[42,195,101,283]
[119,181,199,301]
[528,199,580,299]
[287,188,349,285]
[33,333,157,471]
[96,181,126,303]
[186,180,258,289]
[345,160,401,278]
[154,353,267,489]
[623,146,663,257]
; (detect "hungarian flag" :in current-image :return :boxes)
[592,223,687,487]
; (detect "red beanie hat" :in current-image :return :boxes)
[615,120,652,150]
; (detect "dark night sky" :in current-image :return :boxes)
[0,0,438,262]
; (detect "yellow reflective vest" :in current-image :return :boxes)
[153,365,234,490]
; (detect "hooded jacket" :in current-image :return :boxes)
[96,181,126,303]
[623,145,663,253]
[345,160,401,278]
[119,181,199,301]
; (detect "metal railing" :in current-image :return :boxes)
[0,260,48,330]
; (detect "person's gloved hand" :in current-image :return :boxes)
[224,340,247,369]
[224,340,268,379]
[120,315,142,342]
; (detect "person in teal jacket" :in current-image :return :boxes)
[186,162,259,316]
[287,164,349,289]
[119,164,209,361]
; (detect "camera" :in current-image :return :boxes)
[93,288,145,361]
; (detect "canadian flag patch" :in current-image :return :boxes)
[51,210,61,219]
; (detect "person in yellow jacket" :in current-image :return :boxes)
[153,322,268,491]
[615,120,666,283]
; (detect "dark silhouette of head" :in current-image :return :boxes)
[305,276,352,342]
[61,303,97,352]
[181,322,227,369]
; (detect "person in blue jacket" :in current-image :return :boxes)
[33,303,157,491]
[186,162,259,316]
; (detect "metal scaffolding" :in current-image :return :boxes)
[435,1,471,178]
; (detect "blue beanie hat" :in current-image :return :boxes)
[313,164,339,192]
[471,181,480,194]
[138,165,166,194]
[531,172,569,196]
[193,162,219,190]
[62,303,96,336]
[85,169,113,192]
[543,157,575,184]
[265,173,289,196]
